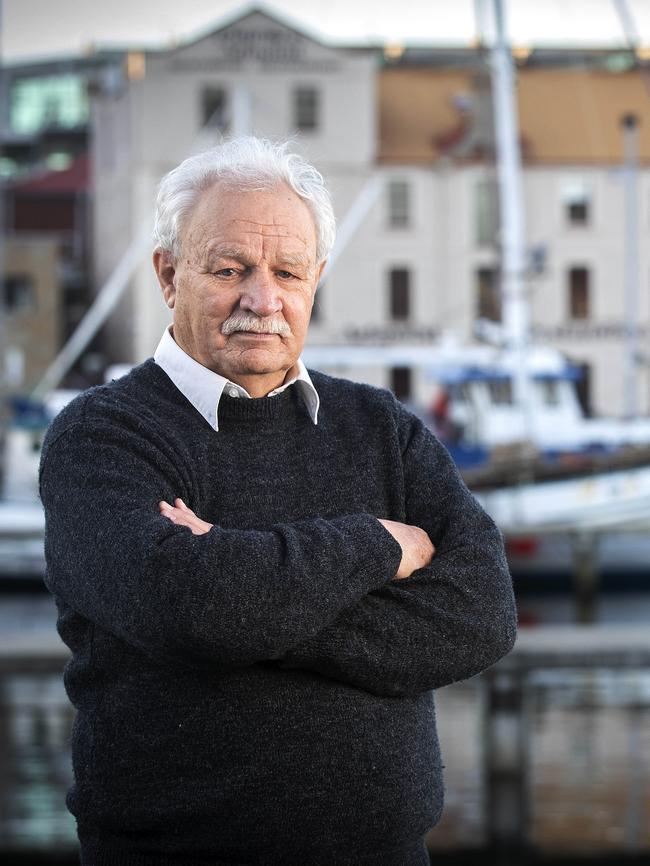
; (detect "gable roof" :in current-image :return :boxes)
[165,4,335,55]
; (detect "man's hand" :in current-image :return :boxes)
[159,499,213,535]
[378,519,435,580]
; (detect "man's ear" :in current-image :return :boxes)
[153,249,177,309]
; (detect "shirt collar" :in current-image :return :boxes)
[153,326,319,431]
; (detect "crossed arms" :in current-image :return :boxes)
[40,402,516,698]
[160,498,435,582]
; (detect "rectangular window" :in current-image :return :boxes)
[574,361,592,417]
[10,74,88,135]
[476,267,501,322]
[390,367,412,402]
[569,267,590,319]
[294,87,319,132]
[487,379,513,405]
[4,274,35,312]
[539,379,560,406]
[475,177,499,245]
[387,179,410,228]
[202,88,228,131]
[563,180,591,226]
[389,268,410,321]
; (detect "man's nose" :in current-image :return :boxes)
[239,270,282,317]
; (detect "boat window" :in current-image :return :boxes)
[448,383,470,404]
[487,379,513,405]
[539,379,560,406]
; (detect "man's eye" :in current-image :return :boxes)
[277,270,294,279]
[215,268,237,277]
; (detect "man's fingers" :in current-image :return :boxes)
[160,499,194,516]
[159,499,213,536]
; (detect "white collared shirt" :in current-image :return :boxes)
[153,326,319,432]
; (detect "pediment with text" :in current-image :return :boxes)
[165,9,349,74]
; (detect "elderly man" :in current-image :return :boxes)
[40,137,516,866]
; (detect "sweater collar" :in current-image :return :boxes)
[153,326,319,432]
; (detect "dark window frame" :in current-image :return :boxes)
[294,86,319,132]
[390,366,412,402]
[4,273,35,312]
[567,200,589,225]
[568,266,590,319]
[201,87,229,131]
[476,266,501,322]
[389,267,411,321]
[563,182,591,227]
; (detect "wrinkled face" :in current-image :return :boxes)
[154,182,324,397]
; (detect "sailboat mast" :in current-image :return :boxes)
[621,113,640,418]
[489,0,532,432]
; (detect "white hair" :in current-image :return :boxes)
[153,137,336,263]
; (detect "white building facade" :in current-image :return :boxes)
[91,8,650,418]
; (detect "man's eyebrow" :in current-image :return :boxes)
[206,245,310,270]
[276,254,310,269]
[206,245,251,262]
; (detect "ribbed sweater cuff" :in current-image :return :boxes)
[331,512,403,589]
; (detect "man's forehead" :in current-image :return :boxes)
[222,217,305,238]
[184,184,317,253]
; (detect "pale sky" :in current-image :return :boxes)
[4,0,650,63]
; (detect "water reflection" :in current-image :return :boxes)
[528,669,650,852]
[2,674,76,850]
[1,599,650,855]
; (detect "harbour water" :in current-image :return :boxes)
[2,583,650,860]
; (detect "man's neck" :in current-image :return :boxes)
[234,366,299,398]
[169,325,297,398]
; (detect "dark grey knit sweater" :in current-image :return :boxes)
[39,360,516,866]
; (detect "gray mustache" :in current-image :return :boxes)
[221,313,292,337]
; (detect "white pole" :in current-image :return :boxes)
[32,223,152,399]
[31,83,255,399]
[321,175,381,279]
[490,0,531,434]
[621,113,640,417]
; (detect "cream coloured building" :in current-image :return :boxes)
[91,7,650,417]
[4,236,61,392]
